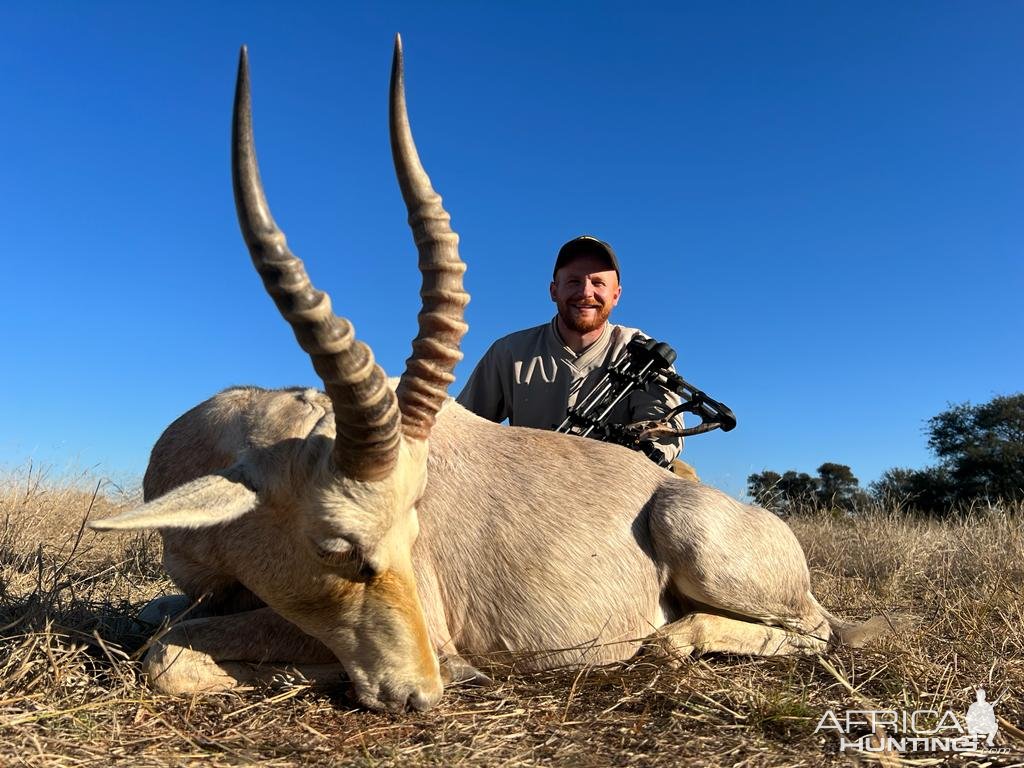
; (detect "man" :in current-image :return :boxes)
[457,235,688,468]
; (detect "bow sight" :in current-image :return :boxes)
[555,335,736,467]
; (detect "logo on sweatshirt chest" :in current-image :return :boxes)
[514,356,559,385]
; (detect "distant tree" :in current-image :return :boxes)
[747,470,783,508]
[779,470,818,509]
[748,465,865,514]
[870,393,1023,514]
[869,467,917,507]
[869,466,956,513]
[927,394,1024,504]
[816,462,867,510]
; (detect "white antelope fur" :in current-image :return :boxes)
[94,382,880,711]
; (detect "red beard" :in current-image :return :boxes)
[557,300,612,334]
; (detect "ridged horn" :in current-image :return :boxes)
[232,46,401,482]
[390,35,470,440]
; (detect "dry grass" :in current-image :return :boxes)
[1,464,1022,767]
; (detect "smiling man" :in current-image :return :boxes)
[457,235,686,466]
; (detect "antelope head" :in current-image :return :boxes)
[90,37,468,712]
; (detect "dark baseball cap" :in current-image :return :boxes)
[553,235,620,280]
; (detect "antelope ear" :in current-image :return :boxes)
[89,469,258,531]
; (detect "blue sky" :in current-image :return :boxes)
[2,2,1021,497]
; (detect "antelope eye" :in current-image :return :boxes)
[313,536,358,565]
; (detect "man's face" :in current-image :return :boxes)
[549,254,622,334]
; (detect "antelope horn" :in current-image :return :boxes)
[232,46,401,481]
[390,35,470,440]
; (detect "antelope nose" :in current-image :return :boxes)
[407,682,443,712]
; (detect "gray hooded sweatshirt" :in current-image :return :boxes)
[456,318,684,463]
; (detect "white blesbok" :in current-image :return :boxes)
[91,38,882,713]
